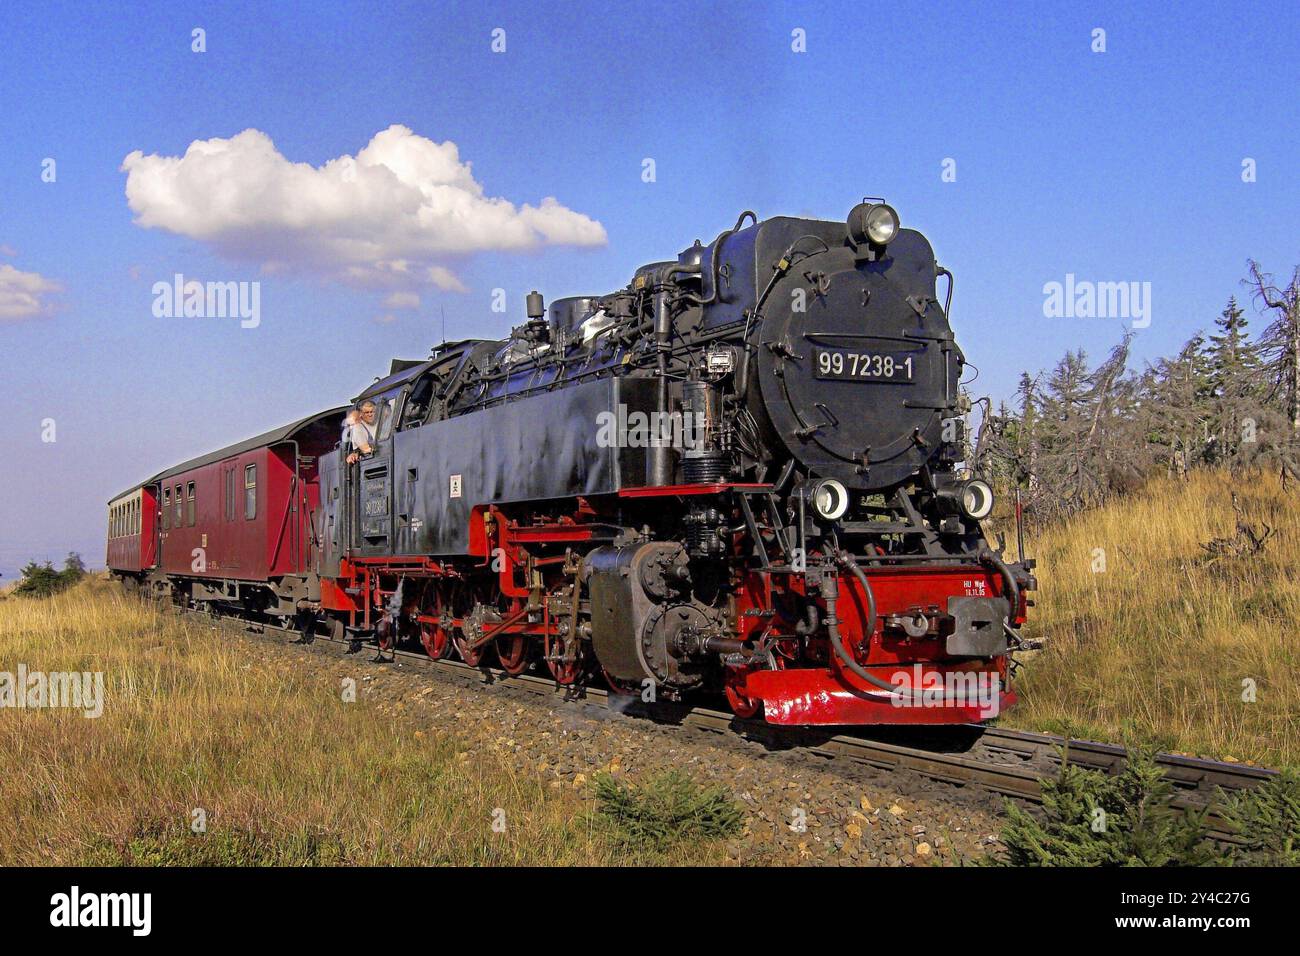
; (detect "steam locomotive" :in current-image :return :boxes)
[108,201,1033,725]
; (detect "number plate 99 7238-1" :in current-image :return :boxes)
[813,348,915,382]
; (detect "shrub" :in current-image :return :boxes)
[990,749,1222,866]
[594,769,743,851]
[1218,769,1300,866]
[13,553,86,598]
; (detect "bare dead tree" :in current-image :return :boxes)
[1246,259,1300,435]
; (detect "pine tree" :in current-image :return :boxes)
[14,562,64,598]
[1217,769,1300,866]
[1016,372,1040,495]
[1204,297,1264,465]
[990,750,1220,866]
[1029,339,1134,515]
[60,552,87,587]
[1138,334,1213,477]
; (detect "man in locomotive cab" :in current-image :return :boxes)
[346,400,377,465]
[340,407,359,447]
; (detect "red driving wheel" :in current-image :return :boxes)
[419,620,449,660]
[454,632,485,667]
[545,631,583,685]
[724,642,791,719]
[495,633,530,675]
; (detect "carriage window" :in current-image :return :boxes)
[174,485,183,526]
[162,489,171,530]
[244,464,257,520]
[186,482,196,526]
[134,500,140,534]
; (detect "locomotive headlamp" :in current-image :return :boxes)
[864,204,900,245]
[848,202,901,248]
[959,478,995,521]
[933,474,995,522]
[811,478,850,521]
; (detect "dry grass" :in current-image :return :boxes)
[0,578,724,866]
[1009,469,1300,770]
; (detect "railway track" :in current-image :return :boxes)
[178,603,1274,838]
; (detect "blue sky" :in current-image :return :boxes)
[1,0,1297,578]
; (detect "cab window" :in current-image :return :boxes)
[400,375,436,429]
[376,397,398,442]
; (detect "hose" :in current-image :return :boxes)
[794,601,820,636]
[977,547,1019,620]
[687,210,757,307]
[979,547,1027,647]
[824,551,944,701]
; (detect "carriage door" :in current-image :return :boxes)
[151,482,165,568]
[355,393,400,557]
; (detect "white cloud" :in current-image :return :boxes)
[382,291,421,310]
[120,125,606,293]
[0,263,61,321]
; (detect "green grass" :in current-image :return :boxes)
[0,579,730,866]
[1006,469,1300,770]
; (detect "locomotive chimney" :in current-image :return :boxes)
[526,290,545,320]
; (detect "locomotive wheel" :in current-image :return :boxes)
[603,668,642,697]
[419,621,450,661]
[723,678,762,720]
[495,633,530,676]
[545,632,583,685]
[454,633,485,667]
[724,649,788,720]
[446,580,484,666]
